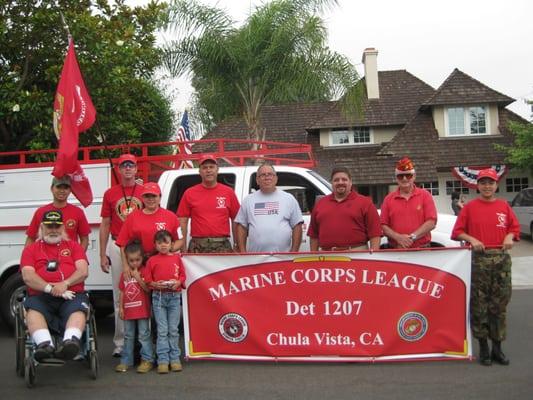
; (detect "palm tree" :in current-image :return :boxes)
[162,0,362,144]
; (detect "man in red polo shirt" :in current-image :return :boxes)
[380,157,437,248]
[308,166,381,251]
[99,153,143,357]
[177,154,240,253]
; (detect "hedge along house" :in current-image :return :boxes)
[205,48,530,214]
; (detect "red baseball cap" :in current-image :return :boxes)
[199,154,218,165]
[477,168,498,182]
[117,154,137,166]
[141,182,161,196]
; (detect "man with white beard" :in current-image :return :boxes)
[20,210,90,361]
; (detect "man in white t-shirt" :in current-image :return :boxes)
[235,163,303,252]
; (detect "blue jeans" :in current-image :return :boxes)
[121,318,153,366]
[152,291,181,365]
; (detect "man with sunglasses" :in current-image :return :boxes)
[99,154,143,357]
[235,163,303,252]
[380,157,437,248]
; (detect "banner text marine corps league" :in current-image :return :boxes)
[182,249,472,362]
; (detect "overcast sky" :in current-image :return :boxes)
[127,0,533,120]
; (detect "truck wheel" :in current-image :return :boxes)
[0,273,26,330]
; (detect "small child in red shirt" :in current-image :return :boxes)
[115,240,153,373]
[144,230,186,374]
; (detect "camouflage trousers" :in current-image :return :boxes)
[188,237,234,254]
[470,250,512,341]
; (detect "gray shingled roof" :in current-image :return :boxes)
[423,68,514,107]
[309,70,436,128]
[202,68,524,186]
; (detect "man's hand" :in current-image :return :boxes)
[123,267,132,281]
[469,238,485,252]
[100,255,110,273]
[502,236,514,250]
[395,234,414,249]
[51,281,68,297]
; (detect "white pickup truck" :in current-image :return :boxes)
[0,162,457,328]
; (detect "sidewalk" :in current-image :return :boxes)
[512,256,533,288]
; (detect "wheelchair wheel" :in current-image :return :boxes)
[89,350,98,380]
[24,358,35,388]
[15,305,25,377]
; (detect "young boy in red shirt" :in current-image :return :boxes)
[115,241,153,373]
[144,230,186,374]
[451,168,520,366]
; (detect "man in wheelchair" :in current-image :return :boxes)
[20,209,89,362]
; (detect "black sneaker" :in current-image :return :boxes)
[56,336,81,360]
[34,341,54,362]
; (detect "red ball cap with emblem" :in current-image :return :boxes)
[477,168,498,182]
[199,154,218,165]
[117,154,137,166]
[141,182,161,196]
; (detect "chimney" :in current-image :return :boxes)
[362,48,380,99]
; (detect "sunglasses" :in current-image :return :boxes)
[396,173,413,180]
[120,161,136,168]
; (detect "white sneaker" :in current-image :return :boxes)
[112,347,122,358]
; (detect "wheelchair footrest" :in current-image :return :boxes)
[37,358,66,366]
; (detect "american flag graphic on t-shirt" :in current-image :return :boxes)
[254,201,279,215]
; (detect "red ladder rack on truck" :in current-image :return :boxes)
[0,139,315,328]
[0,138,316,183]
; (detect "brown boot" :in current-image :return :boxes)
[478,339,492,366]
[491,340,510,365]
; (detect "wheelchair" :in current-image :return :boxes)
[15,294,99,388]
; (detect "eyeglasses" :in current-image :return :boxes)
[258,173,276,178]
[396,173,413,180]
[120,162,136,168]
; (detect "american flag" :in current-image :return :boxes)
[254,201,280,215]
[175,110,193,168]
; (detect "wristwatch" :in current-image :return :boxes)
[409,233,417,241]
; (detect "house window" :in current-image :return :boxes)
[353,127,370,144]
[419,181,439,196]
[446,180,469,195]
[330,127,372,145]
[506,177,529,192]
[446,106,488,136]
[331,130,350,145]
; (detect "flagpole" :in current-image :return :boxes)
[59,11,71,39]
[58,12,119,185]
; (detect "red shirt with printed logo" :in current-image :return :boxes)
[451,198,520,246]
[119,270,151,320]
[115,208,180,254]
[101,184,143,237]
[20,239,88,296]
[177,183,240,237]
[380,186,437,248]
[26,203,91,242]
[144,253,186,292]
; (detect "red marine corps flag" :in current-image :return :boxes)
[52,37,96,207]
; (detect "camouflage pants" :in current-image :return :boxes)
[470,250,512,341]
[188,237,234,254]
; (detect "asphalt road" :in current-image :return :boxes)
[1,288,532,400]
